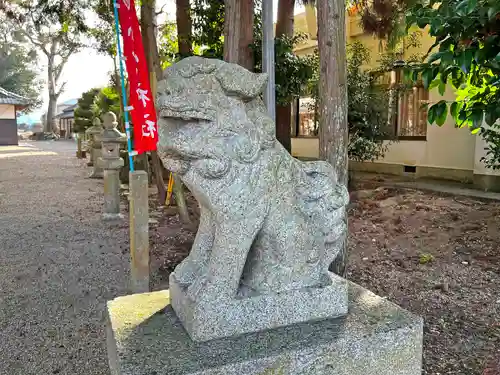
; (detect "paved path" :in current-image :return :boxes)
[390,179,500,201]
[353,171,500,201]
[0,141,129,375]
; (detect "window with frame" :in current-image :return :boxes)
[391,69,429,139]
[291,97,318,137]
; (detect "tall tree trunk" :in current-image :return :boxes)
[317,0,349,277]
[176,0,192,58]
[46,94,58,133]
[141,0,165,201]
[223,0,254,70]
[141,0,162,78]
[46,54,59,133]
[275,0,295,153]
[45,39,65,134]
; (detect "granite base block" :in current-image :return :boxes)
[102,213,124,221]
[106,283,423,375]
[169,272,348,342]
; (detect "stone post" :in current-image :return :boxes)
[86,118,104,179]
[98,112,126,220]
[85,123,96,166]
[129,170,149,293]
[76,132,86,159]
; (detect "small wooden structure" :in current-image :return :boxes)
[0,87,30,146]
[56,103,77,138]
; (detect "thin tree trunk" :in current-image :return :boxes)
[141,0,162,78]
[275,0,295,153]
[223,0,254,70]
[112,55,124,131]
[317,0,349,277]
[173,174,190,224]
[176,0,192,58]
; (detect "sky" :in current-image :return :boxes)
[25,0,306,121]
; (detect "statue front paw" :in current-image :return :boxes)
[173,260,198,286]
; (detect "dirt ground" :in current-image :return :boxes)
[148,174,500,375]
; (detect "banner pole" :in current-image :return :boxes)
[113,0,135,172]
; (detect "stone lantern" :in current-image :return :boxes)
[98,112,127,219]
[85,118,104,174]
[86,118,104,178]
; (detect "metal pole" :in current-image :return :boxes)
[113,0,135,171]
[262,0,276,122]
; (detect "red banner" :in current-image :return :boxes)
[116,0,158,154]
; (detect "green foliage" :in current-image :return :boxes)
[419,252,434,264]
[309,42,391,162]
[159,22,179,68]
[0,24,42,112]
[90,0,117,58]
[74,88,100,133]
[191,0,225,58]
[159,0,225,63]
[406,0,500,168]
[252,32,316,106]
[163,1,314,106]
[373,31,424,73]
[0,0,90,33]
[159,22,203,69]
[95,86,121,120]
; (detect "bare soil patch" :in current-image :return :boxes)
[147,175,500,375]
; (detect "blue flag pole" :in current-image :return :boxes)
[113,0,135,172]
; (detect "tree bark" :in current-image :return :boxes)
[46,49,60,133]
[317,0,349,277]
[141,0,162,78]
[223,0,254,70]
[275,0,296,153]
[46,94,58,133]
[140,0,167,202]
[173,174,191,224]
[175,0,192,58]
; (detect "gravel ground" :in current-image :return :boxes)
[0,141,129,375]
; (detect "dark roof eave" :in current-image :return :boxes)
[0,87,32,106]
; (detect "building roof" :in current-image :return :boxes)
[62,103,77,112]
[56,103,77,119]
[0,87,30,106]
[62,98,78,106]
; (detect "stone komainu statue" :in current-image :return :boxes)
[156,56,349,341]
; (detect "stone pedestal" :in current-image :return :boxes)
[170,272,348,342]
[86,118,104,179]
[107,283,423,375]
[97,112,126,220]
